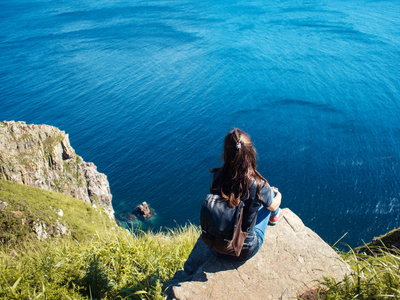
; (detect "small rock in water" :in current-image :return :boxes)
[135,202,153,219]
[116,213,137,222]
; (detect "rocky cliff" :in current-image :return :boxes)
[0,121,114,219]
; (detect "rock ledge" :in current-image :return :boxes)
[168,208,349,300]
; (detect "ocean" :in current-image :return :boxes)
[1,0,399,247]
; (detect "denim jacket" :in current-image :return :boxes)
[210,173,274,261]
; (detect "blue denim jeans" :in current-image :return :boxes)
[254,205,271,248]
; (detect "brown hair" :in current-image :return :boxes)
[210,128,268,207]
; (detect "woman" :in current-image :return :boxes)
[210,128,283,261]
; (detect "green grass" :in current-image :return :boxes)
[0,179,200,299]
[300,246,400,299]
[0,180,116,243]
[0,226,200,299]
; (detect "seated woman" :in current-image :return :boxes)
[209,128,283,261]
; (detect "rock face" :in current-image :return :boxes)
[0,121,114,219]
[168,209,349,300]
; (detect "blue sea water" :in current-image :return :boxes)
[1,0,399,247]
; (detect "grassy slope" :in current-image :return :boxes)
[0,180,116,243]
[0,180,200,299]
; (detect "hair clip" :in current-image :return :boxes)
[236,142,242,150]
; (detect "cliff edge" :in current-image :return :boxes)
[0,121,114,219]
[168,208,349,299]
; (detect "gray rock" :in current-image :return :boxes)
[168,209,349,300]
[0,201,7,210]
[33,220,48,241]
[33,219,70,239]
[0,121,114,219]
[85,162,113,219]
[54,220,70,236]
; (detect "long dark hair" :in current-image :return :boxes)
[210,128,268,207]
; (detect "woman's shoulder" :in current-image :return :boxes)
[249,177,269,189]
[248,178,270,198]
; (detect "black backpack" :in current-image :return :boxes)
[200,194,249,257]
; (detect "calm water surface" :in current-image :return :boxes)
[1,0,399,247]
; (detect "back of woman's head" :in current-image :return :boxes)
[222,128,257,176]
[211,128,267,206]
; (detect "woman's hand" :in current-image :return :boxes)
[268,187,282,211]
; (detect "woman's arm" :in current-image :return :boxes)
[267,187,281,211]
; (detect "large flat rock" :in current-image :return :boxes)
[168,208,349,300]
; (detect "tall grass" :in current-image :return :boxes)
[0,225,200,299]
[304,246,400,299]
